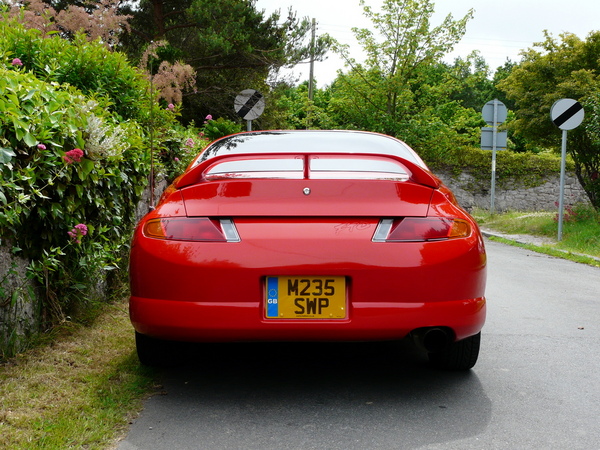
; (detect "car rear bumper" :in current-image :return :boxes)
[130,295,486,343]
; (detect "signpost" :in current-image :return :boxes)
[234,89,265,131]
[481,99,507,213]
[550,98,584,241]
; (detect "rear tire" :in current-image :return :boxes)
[135,331,182,367]
[429,332,481,371]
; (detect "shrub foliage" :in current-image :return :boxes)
[0,18,201,355]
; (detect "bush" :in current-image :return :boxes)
[0,21,200,351]
[0,19,148,121]
[0,64,150,322]
[202,116,243,141]
[428,145,566,189]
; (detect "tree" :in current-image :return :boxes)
[335,0,472,123]
[326,0,476,160]
[118,0,332,123]
[499,31,600,208]
[448,51,496,111]
[273,81,336,130]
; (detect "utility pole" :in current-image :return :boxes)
[308,18,316,102]
[307,18,316,129]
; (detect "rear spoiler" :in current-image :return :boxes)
[175,152,441,190]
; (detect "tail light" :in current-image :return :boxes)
[373,217,471,242]
[143,218,240,242]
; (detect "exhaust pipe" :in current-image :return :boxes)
[412,327,452,353]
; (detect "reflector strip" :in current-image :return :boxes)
[372,218,394,242]
[220,219,241,242]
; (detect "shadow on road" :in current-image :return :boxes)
[123,340,492,449]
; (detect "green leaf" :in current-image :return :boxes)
[0,147,16,164]
[81,158,95,177]
[11,290,20,306]
[51,203,63,219]
[22,89,37,101]
[24,132,37,147]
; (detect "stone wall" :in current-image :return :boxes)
[0,244,41,356]
[436,170,590,212]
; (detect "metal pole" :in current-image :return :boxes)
[247,120,252,132]
[491,99,498,214]
[557,129,568,241]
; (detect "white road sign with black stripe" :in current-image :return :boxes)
[550,98,584,130]
[234,89,265,121]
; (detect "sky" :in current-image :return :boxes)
[254,0,600,86]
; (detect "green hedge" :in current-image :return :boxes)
[0,64,149,320]
[428,145,566,189]
[0,20,202,351]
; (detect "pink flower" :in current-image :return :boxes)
[37,144,46,150]
[63,148,84,164]
[185,138,194,147]
[174,157,180,162]
[11,58,23,66]
[205,114,213,121]
[68,223,88,244]
[166,103,175,111]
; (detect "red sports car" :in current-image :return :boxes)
[129,130,486,370]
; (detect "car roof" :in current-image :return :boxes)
[196,130,427,168]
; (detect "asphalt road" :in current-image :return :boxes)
[118,239,600,449]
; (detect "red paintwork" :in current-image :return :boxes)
[129,131,486,344]
[180,179,434,217]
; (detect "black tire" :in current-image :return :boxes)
[429,332,481,371]
[135,331,183,367]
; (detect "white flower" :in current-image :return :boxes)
[84,114,129,160]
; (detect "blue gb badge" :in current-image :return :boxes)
[266,277,279,318]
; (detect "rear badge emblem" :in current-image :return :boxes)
[303,187,311,195]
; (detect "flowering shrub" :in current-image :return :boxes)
[158,126,209,181]
[0,57,150,335]
[63,148,84,164]
[0,15,204,355]
[83,115,132,161]
[5,0,132,48]
[68,223,88,244]
[140,41,197,106]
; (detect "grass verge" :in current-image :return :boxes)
[0,300,157,449]
[472,204,600,266]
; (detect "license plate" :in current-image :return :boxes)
[265,276,346,319]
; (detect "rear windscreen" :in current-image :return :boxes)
[204,159,304,179]
[310,157,408,180]
[203,156,409,181]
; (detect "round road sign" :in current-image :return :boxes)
[482,99,507,125]
[551,98,584,130]
[234,89,265,121]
